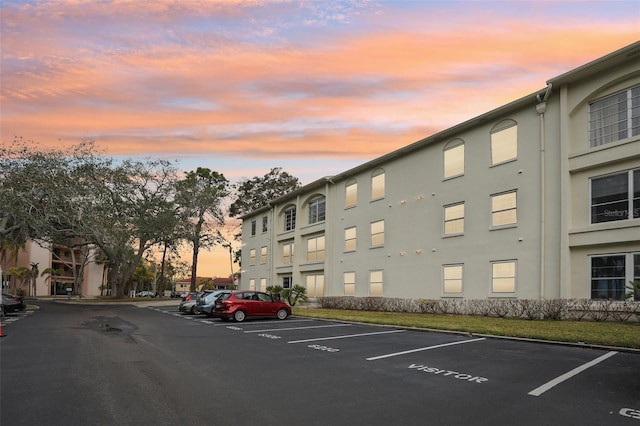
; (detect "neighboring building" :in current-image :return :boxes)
[8,241,105,297]
[240,42,640,302]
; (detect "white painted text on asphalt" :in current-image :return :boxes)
[408,364,488,383]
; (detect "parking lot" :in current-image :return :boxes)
[152,304,640,424]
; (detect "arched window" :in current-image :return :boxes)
[490,120,518,165]
[308,196,326,224]
[443,139,464,179]
[371,169,385,200]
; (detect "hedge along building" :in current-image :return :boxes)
[239,42,640,302]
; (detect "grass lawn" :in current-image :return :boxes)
[292,307,640,350]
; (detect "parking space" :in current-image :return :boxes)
[0,310,33,328]
[151,304,640,423]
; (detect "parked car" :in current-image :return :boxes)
[1,293,24,315]
[213,291,291,322]
[170,291,185,299]
[179,292,202,314]
[196,290,230,317]
[2,293,25,311]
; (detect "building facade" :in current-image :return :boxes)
[241,43,640,302]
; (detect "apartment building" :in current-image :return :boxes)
[241,42,640,301]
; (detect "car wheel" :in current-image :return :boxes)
[190,306,197,315]
[276,308,289,320]
[233,310,246,322]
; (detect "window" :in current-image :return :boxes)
[591,253,640,300]
[262,216,268,233]
[370,270,383,296]
[491,124,518,165]
[249,278,255,290]
[251,220,256,236]
[260,246,267,264]
[371,169,385,200]
[282,276,292,289]
[591,169,639,223]
[282,242,294,264]
[260,278,267,292]
[491,260,516,293]
[444,140,464,179]
[344,227,357,252]
[307,236,325,261]
[443,264,463,294]
[284,207,296,231]
[371,220,384,247]
[346,181,357,208]
[491,191,517,227]
[309,197,326,224]
[444,202,464,236]
[344,272,355,296]
[249,249,256,266]
[589,85,640,147]
[306,274,324,298]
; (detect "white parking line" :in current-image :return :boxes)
[366,337,486,361]
[244,324,351,333]
[288,330,405,343]
[527,351,618,397]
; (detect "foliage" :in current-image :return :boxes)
[228,167,301,218]
[317,297,640,323]
[266,285,283,300]
[175,167,229,291]
[282,284,308,306]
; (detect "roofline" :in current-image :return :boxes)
[241,42,639,219]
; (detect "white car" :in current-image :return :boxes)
[137,290,155,297]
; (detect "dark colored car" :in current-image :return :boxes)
[213,291,291,322]
[2,293,25,312]
[1,293,24,315]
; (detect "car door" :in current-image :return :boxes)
[255,292,277,316]
[240,292,260,316]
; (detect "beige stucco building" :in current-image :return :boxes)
[240,42,640,302]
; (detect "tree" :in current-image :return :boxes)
[229,167,301,218]
[175,168,229,292]
[0,138,184,297]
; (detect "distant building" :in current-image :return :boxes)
[6,240,106,297]
[240,42,640,301]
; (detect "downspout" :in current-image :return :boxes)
[536,83,552,300]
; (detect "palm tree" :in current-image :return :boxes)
[41,267,64,296]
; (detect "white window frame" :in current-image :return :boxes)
[491,260,517,295]
[306,236,325,262]
[443,202,465,236]
[249,248,256,266]
[443,139,465,179]
[306,274,324,298]
[590,169,639,224]
[589,85,640,147]
[260,246,267,264]
[345,181,358,208]
[370,220,385,247]
[284,207,296,231]
[344,272,356,296]
[590,252,640,300]
[371,169,385,201]
[344,226,357,252]
[369,270,383,296]
[443,264,463,295]
[308,197,326,224]
[282,242,294,265]
[491,124,518,166]
[491,190,517,228]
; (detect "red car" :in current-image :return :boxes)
[213,291,291,322]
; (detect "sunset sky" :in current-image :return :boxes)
[1,0,639,278]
